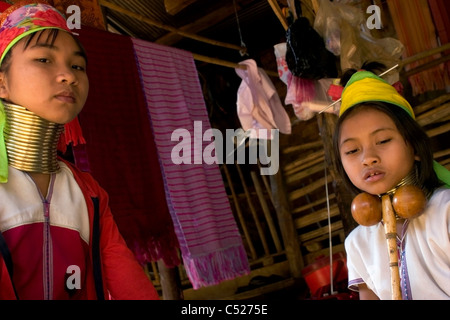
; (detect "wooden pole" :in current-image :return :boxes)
[258,163,274,207]
[251,171,283,252]
[403,55,450,78]
[399,43,450,69]
[269,166,305,276]
[192,53,279,77]
[223,164,258,260]
[236,163,271,255]
[381,195,402,300]
[99,0,279,77]
[267,0,289,31]
[164,0,197,15]
[157,260,184,300]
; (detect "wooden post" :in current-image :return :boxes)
[236,163,271,255]
[251,171,283,252]
[223,164,258,260]
[317,112,358,236]
[157,260,184,300]
[269,165,304,277]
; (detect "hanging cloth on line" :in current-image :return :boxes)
[235,59,292,139]
[76,26,181,268]
[132,38,250,289]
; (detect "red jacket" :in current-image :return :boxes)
[0,159,160,300]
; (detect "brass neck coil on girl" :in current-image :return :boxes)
[3,102,63,173]
[384,169,418,196]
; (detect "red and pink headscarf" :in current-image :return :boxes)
[0,0,70,64]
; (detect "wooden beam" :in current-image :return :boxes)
[100,0,279,77]
[156,4,237,47]
[416,102,450,127]
[267,0,289,30]
[164,0,198,15]
[99,0,244,52]
[270,164,305,276]
[192,53,279,77]
[403,55,450,78]
[400,42,450,69]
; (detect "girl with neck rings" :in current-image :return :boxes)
[333,61,450,300]
[0,1,159,300]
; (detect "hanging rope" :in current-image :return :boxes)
[324,161,337,296]
[233,0,248,56]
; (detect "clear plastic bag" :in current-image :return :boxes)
[340,20,404,71]
[313,0,404,71]
[313,0,343,56]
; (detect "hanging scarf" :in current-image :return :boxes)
[76,25,181,267]
[132,38,250,289]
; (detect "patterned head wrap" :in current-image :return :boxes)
[339,70,450,188]
[0,0,70,65]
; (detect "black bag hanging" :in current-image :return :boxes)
[285,13,338,80]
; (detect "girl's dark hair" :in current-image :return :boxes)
[333,62,440,196]
[1,29,87,73]
[339,61,386,87]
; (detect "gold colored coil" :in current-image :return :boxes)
[3,103,63,173]
[384,169,418,196]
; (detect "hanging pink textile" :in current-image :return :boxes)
[131,38,250,289]
[76,26,180,268]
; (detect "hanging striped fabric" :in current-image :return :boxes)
[132,38,250,289]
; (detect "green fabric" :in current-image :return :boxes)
[0,27,53,65]
[345,70,389,86]
[434,160,450,188]
[0,101,7,183]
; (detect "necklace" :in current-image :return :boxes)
[3,102,63,173]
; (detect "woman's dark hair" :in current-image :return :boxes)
[1,29,87,73]
[332,62,440,196]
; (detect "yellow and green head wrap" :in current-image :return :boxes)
[340,70,415,118]
[0,0,70,182]
[339,70,450,188]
